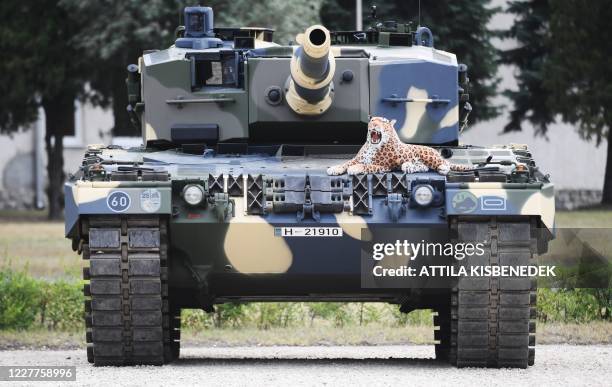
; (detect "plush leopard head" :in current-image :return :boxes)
[367,116,397,147]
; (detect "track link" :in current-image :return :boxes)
[435,217,537,368]
[82,215,178,366]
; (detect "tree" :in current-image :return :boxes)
[546,0,612,204]
[500,0,554,134]
[0,0,87,219]
[321,0,501,124]
[504,0,612,204]
[61,0,186,137]
[211,0,323,45]
[63,0,323,137]
[320,0,354,32]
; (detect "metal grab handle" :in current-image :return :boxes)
[382,94,450,105]
[166,97,235,107]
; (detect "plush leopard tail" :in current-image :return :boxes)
[414,145,474,175]
[449,163,474,171]
[437,160,474,175]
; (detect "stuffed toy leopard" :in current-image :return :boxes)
[327,116,473,176]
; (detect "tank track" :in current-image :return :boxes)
[82,215,179,366]
[434,217,537,368]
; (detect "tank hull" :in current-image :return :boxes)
[66,147,554,308]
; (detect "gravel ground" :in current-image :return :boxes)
[0,345,610,386]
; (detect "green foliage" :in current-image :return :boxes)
[501,0,554,134]
[320,0,354,32]
[0,269,609,331]
[538,288,611,323]
[0,0,85,133]
[40,281,83,330]
[0,269,41,329]
[321,0,501,124]
[357,303,382,325]
[213,303,247,328]
[503,0,612,140]
[308,303,348,327]
[253,303,304,329]
[209,0,323,45]
[181,309,214,330]
[60,0,187,135]
[0,268,83,330]
[390,308,432,327]
[545,0,612,145]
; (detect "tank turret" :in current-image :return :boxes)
[285,25,335,115]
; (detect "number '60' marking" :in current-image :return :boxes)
[107,191,131,213]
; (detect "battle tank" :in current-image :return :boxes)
[65,6,555,368]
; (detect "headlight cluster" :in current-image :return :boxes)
[182,184,205,206]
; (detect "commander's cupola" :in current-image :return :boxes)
[175,6,223,49]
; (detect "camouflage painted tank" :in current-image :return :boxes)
[65,6,555,368]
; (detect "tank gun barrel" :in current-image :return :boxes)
[286,25,335,115]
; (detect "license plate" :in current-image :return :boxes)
[274,227,343,237]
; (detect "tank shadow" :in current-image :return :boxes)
[174,356,450,368]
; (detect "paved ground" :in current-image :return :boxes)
[0,345,610,386]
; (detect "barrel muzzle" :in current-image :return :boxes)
[285,25,335,115]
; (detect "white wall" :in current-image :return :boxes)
[0,101,115,209]
[0,126,36,188]
[62,100,115,174]
[0,123,40,209]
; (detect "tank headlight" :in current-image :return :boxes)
[413,185,434,207]
[183,184,205,206]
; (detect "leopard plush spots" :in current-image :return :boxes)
[327,117,472,176]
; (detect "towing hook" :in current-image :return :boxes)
[385,193,407,222]
[211,193,235,222]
